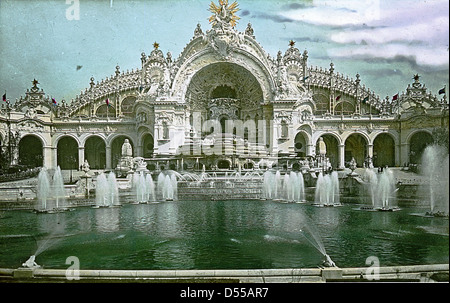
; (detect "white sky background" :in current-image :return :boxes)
[0,0,448,103]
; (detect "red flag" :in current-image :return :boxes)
[392,94,398,101]
[335,95,341,101]
[52,98,57,105]
[2,93,6,102]
[105,98,110,106]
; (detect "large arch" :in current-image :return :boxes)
[409,131,433,164]
[315,134,339,168]
[294,131,308,157]
[345,133,368,167]
[373,133,395,167]
[57,136,79,169]
[172,41,276,105]
[18,135,43,168]
[84,136,106,169]
[141,133,154,158]
[185,62,264,120]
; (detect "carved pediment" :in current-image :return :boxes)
[17,119,44,131]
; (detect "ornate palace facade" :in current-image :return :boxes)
[1,1,448,173]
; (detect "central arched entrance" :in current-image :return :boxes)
[186,62,268,157]
[186,62,264,120]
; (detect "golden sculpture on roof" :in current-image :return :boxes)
[209,0,240,28]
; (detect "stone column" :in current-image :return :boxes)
[307,143,314,157]
[52,146,58,168]
[105,145,112,169]
[43,146,53,168]
[78,147,85,170]
[338,144,345,169]
[395,143,401,166]
[400,142,410,166]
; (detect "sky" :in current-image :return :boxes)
[0,0,448,103]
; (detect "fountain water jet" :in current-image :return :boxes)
[35,166,69,213]
[361,168,399,211]
[262,170,306,202]
[314,172,341,207]
[52,166,67,210]
[156,171,178,201]
[36,167,51,212]
[95,172,121,207]
[421,145,449,217]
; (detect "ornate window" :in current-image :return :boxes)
[313,94,329,115]
[121,96,136,117]
[96,104,115,118]
[334,101,354,116]
[162,122,169,140]
[281,120,289,138]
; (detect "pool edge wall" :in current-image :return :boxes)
[1,264,448,283]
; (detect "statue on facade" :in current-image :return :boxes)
[121,139,133,157]
[116,139,134,176]
[245,22,254,37]
[194,23,203,37]
[133,157,149,173]
[209,0,240,30]
[81,159,90,176]
[318,137,327,156]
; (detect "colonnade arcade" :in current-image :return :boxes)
[13,133,156,171]
[10,128,434,171]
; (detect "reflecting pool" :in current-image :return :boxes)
[0,200,448,270]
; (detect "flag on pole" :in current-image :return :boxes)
[392,93,399,101]
[105,98,110,107]
[335,95,341,101]
[52,98,57,105]
[438,87,446,95]
[2,92,6,102]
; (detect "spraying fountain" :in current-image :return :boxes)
[156,171,178,201]
[36,167,51,212]
[35,166,69,213]
[21,255,40,269]
[313,171,341,207]
[360,168,399,211]
[94,172,121,208]
[421,145,449,217]
[132,172,156,204]
[262,170,305,202]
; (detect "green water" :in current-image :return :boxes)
[0,200,448,270]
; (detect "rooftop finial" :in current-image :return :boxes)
[209,0,240,28]
[32,79,39,88]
